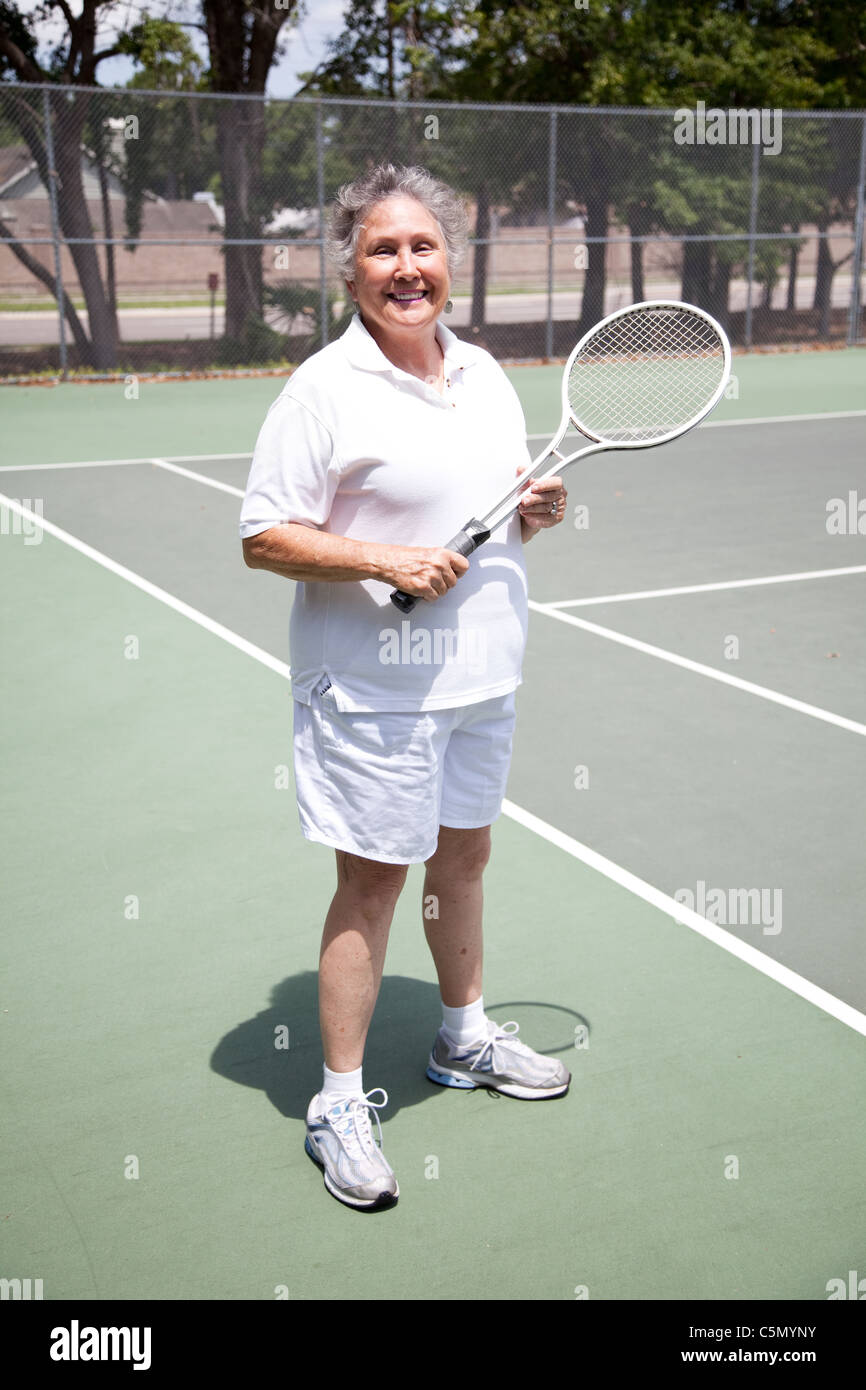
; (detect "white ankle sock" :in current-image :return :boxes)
[321,1064,364,1104]
[441,996,487,1047]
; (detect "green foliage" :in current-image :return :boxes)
[424,1,865,110]
[0,1,37,80]
[215,311,288,365]
[260,103,320,224]
[118,16,204,91]
[3,0,865,354]
[300,0,866,334]
[264,281,356,347]
[297,0,461,100]
[119,15,216,221]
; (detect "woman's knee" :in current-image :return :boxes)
[425,826,492,881]
[335,850,409,911]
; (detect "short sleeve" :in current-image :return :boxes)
[239,393,338,539]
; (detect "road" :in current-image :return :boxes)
[0,275,858,346]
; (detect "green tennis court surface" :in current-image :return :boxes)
[1,348,865,1305]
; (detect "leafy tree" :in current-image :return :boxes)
[0,0,129,366]
[303,0,866,339]
[0,4,215,366]
[120,16,215,211]
[0,2,299,363]
[200,0,299,339]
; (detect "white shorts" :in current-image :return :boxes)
[292,683,517,864]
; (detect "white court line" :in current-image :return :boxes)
[703,408,866,429]
[530,601,866,737]
[0,451,252,472]
[0,494,291,681]
[4,490,864,1038]
[3,407,863,471]
[8,454,863,738]
[502,800,866,1038]
[0,457,151,472]
[17,459,862,621]
[548,565,866,608]
[143,465,866,616]
[144,461,866,615]
[151,457,245,498]
[524,407,866,442]
[5,469,862,738]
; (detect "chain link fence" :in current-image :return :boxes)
[1,82,864,379]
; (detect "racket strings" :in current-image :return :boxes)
[568,307,727,443]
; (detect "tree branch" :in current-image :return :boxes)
[0,28,45,83]
[50,0,77,33]
[0,217,91,355]
[93,44,124,65]
[73,0,102,84]
[49,0,83,81]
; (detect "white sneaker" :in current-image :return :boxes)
[427,1019,571,1099]
[304,1089,399,1210]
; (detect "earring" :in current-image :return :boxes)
[444,299,453,314]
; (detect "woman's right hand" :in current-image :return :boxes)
[376,545,470,602]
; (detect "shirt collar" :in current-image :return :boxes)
[340,311,473,379]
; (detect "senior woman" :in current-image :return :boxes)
[240,163,569,1212]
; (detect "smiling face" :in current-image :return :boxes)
[345,195,450,350]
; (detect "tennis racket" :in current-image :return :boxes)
[389,300,731,613]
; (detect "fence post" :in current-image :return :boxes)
[42,86,68,379]
[744,140,760,351]
[317,101,328,351]
[847,115,866,348]
[546,109,557,360]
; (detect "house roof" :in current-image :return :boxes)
[0,141,128,200]
[0,195,222,238]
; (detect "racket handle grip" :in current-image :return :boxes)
[389,518,491,613]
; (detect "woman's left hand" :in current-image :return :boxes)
[516,465,567,531]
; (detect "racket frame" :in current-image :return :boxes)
[390,299,731,610]
[482,299,731,532]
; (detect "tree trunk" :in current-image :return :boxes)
[786,232,799,312]
[681,240,711,306]
[628,204,649,303]
[203,1,295,342]
[813,222,834,339]
[4,86,117,367]
[217,97,266,339]
[50,90,118,367]
[386,14,395,99]
[470,181,489,331]
[97,143,117,322]
[630,237,644,303]
[578,189,607,335]
[709,256,732,330]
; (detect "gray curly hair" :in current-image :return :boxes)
[325,163,469,282]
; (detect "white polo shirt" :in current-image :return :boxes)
[239,313,531,712]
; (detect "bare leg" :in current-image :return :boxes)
[422,825,491,1008]
[319,850,408,1073]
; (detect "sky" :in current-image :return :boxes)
[11,1,352,95]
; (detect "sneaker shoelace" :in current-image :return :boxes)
[468,1020,534,1072]
[326,1088,388,1161]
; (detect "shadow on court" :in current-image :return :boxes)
[210,971,588,1121]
